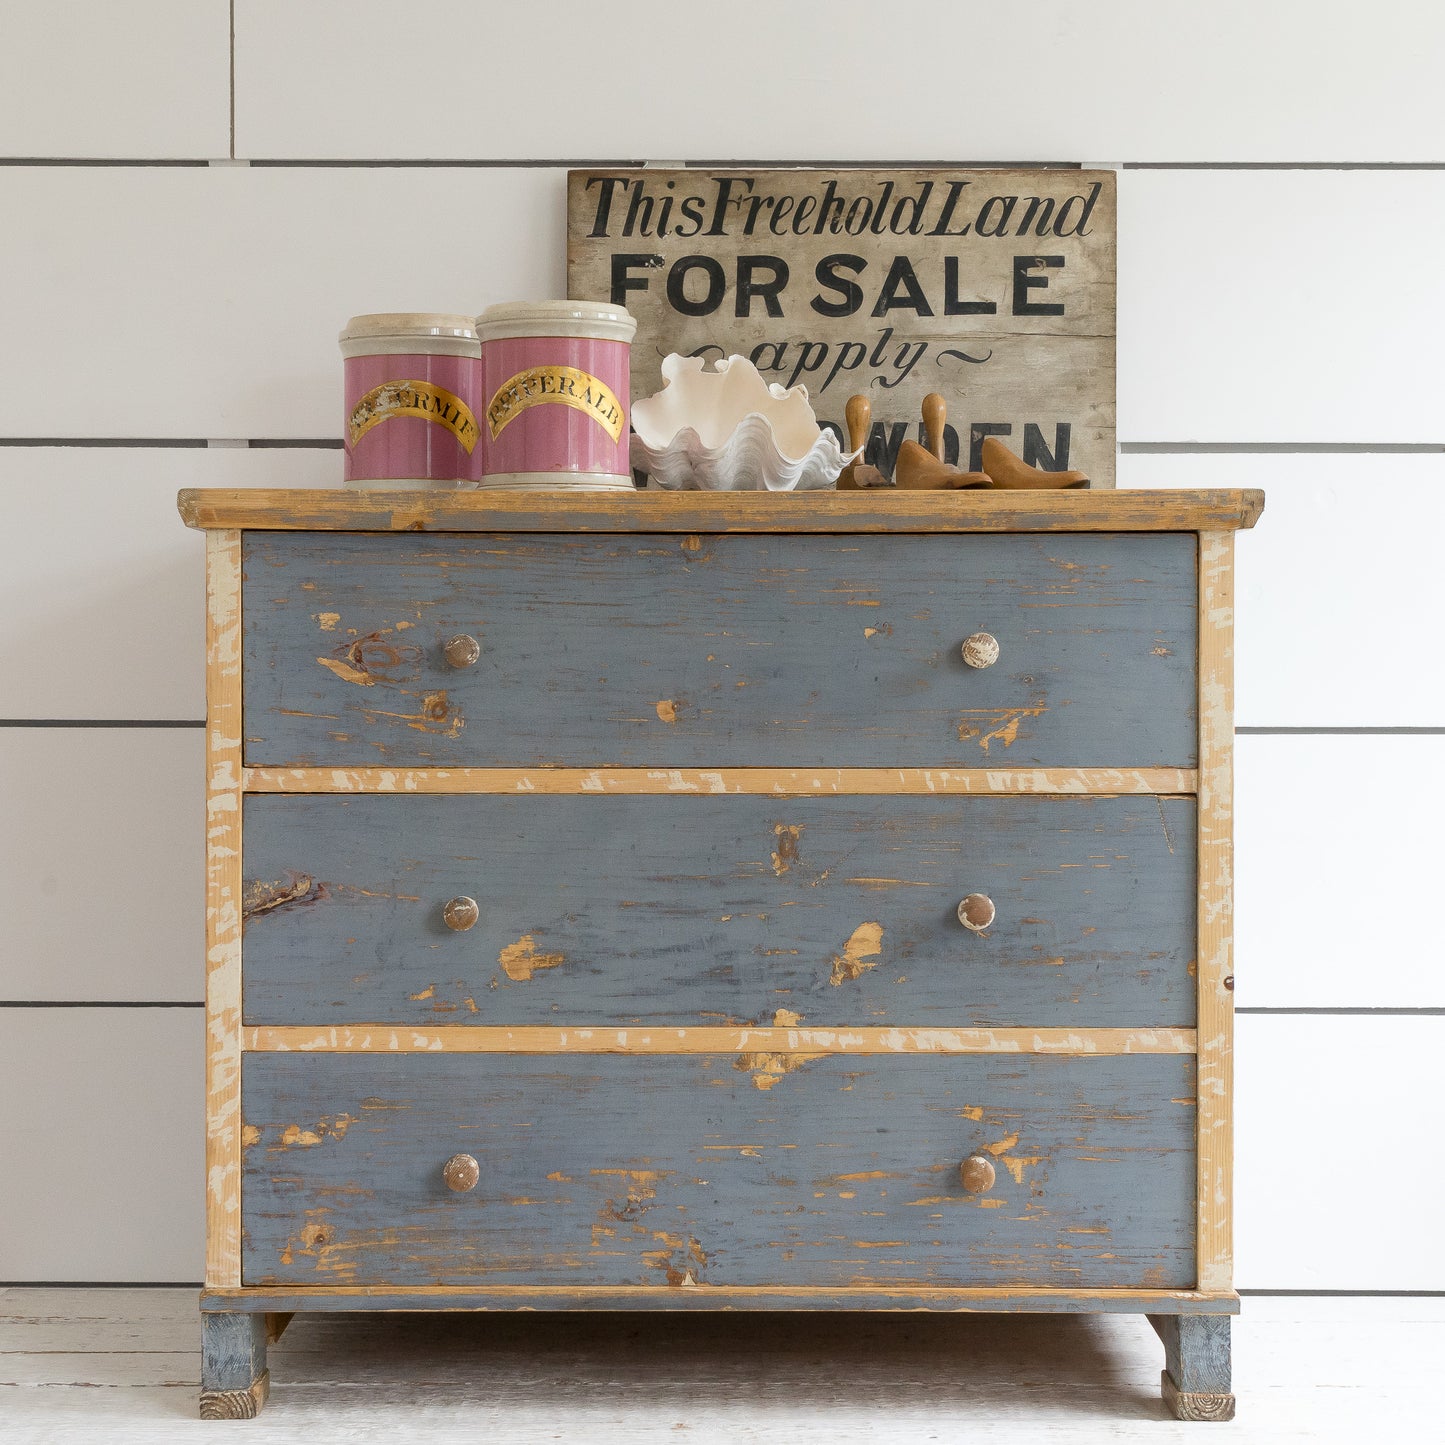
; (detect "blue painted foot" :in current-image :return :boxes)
[1148,1313,1235,1421]
[200,1311,269,1419]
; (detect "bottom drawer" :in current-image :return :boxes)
[240,1052,1196,1289]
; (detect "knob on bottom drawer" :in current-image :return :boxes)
[442,1154,479,1192]
[959,1153,997,1194]
[442,897,479,932]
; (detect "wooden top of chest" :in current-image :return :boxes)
[178,488,1264,534]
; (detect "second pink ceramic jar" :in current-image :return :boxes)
[475,301,637,489]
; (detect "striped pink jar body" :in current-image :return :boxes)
[339,314,483,488]
[475,301,637,490]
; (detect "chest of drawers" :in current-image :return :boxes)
[180,486,1262,1421]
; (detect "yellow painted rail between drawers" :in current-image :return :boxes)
[243,1025,1198,1055]
[241,766,1198,796]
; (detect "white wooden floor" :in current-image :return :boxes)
[0,1289,1436,1442]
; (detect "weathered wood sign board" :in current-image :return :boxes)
[567,168,1116,486]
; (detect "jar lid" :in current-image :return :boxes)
[339,313,480,358]
[475,299,637,344]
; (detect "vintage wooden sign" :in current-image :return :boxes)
[567,168,1116,486]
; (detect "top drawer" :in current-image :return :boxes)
[241,530,1197,768]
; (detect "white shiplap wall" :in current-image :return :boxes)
[1,0,1440,1289]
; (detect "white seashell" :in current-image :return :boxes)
[630,354,860,491]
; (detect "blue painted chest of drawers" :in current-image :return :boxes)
[181,486,1261,1421]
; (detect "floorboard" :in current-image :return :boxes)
[0,1289,1435,1441]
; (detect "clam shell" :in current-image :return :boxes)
[631,354,860,491]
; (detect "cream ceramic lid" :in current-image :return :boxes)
[338,313,480,358]
[475,300,637,344]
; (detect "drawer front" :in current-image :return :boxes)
[241,531,1198,767]
[240,1052,1196,1289]
[242,794,1197,1028]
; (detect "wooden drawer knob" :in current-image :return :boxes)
[442,1153,480,1192]
[443,633,481,668]
[442,896,479,932]
[960,632,999,669]
[957,893,996,932]
[959,1153,996,1193]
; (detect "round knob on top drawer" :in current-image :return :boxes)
[960,632,999,669]
[957,893,996,932]
[959,1153,996,1194]
[442,896,479,932]
[442,1153,480,1193]
[443,633,481,668]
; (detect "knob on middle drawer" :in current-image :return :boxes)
[957,893,996,932]
[959,1153,996,1193]
[960,632,999,669]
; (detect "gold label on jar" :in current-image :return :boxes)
[486,366,625,442]
[349,380,480,453]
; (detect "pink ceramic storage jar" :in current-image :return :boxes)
[339,313,483,488]
[475,301,637,489]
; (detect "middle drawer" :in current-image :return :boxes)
[242,794,1197,1027]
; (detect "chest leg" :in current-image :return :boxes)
[1148,1313,1235,1421]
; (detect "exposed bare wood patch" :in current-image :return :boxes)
[316,655,373,686]
[647,1234,708,1287]
[829,921,885,985]
[272,1115,358,1150]
[733,1050,823,1089]
[655,699,680,724]
[242,873,318,919]
[499,934,566,982]
[592,1168,671,1224]
[771,823,803,876]
[957,703,1048,751]
[1161,1372,1236,1422]
[199,1373,269,1420]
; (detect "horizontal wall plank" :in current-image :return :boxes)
[1235,1015,1445,1290]
[7,729,1428,1016]
[11,443,1428,731]
[0,1011,1428,1286]
[1119,452,1445,726]
[0,447,335,719]
[0,729,203,1002]
[1234,735,1445,1009]
[7,729,1433,1016]
[0,4,229,159]
[1119,171,1445,443]
[2,168,1434,446]
[0,167,565,439]
[235,1,1445,163]
[0,1009,202,1281]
